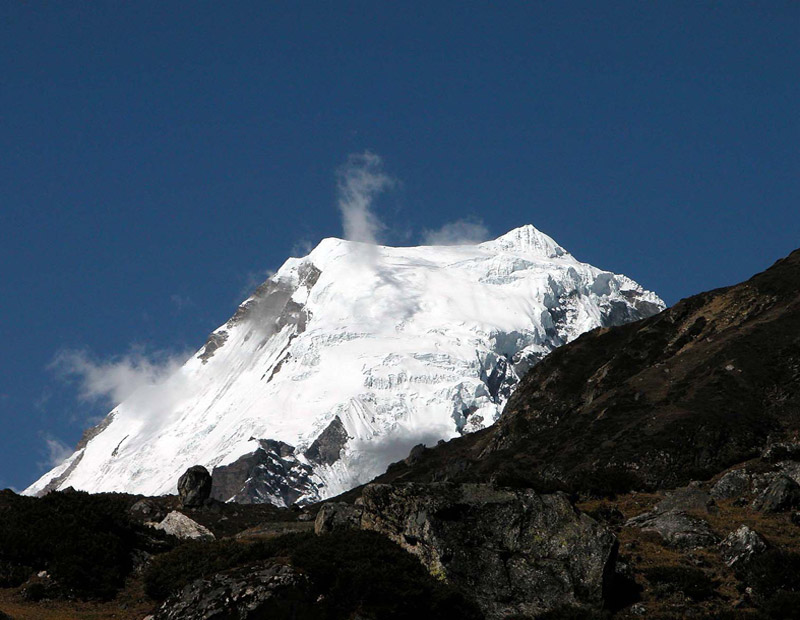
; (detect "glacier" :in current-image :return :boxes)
[26,225,664,505]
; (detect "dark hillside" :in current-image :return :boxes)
[374,248,800,495]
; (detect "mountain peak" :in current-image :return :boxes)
[480,225,568,259]
[26,228,664,505]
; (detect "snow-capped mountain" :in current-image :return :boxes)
[26,225,664,505]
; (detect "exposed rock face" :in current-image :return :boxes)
[153,562,315,620]
[303,416,348,466]
[314,502,363,535]
[341,482,618,620]
[752,475,800,512]
[177,466,212,508]
[210,440,315,505]
[719,525,767,567]
[152,511,215,541]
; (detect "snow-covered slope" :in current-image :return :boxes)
[26,226,664,505]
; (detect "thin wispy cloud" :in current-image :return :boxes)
[41,435,73,469]
[50,347,190,409]
[421,218,490,246]
[336,151,396,245]
[238,268,276,300]
[170,294,193,311]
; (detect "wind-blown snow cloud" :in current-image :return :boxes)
[421,218,490,245]
[50,347,190,409]
[42,436,73,468]
[336,151,396,244]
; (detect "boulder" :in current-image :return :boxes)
[354,482,617,620]
[152,511,215,541]
[626,512,717,549]
[719,525,767,567]
[177,465,212,508]
[752,475,800,513]
[626,485,718,549]
[711,469,752,500]
[129,498,167,523]
[314,502,363,534]
[153,562,315,620]
[656,486,716,513]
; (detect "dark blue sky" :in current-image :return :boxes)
[2,2,798,491]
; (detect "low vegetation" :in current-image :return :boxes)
[0,489,168,600]
[144,530,482,619]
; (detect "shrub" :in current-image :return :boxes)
[644,565,716,601]
[144,535,300,599]
[0,560,32,588]
[737,549,800,595]
[569,468,644,498]
[533,606,610,619]
[289,530,481,620]
[145,530,482,620]
[0,490,166,599]
[761,591,800,619]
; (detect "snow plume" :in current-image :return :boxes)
[41,435,73,468]
[50,347,191,410]
[336,151,395,245]
[422,218,490,245]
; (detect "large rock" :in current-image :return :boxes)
[152,511,215,541]
[711,469,752,500]
[314,502,363,534]
[719,525,767,567]
[752,475,800,513]
[626,485,718,549]
[656,486,715,513]
[350,482,617,620]
[626,510,718,549]
[153,562,316,620]
[177,465,212,508]
[129,498,167,523]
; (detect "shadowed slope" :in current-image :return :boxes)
[373,248,800,494]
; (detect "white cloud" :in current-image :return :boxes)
[421,218,490,246]
[336,151,396,244]
[170,294,192,311]
[239,268,276,300]
[50,347,190,409]
[42,436,73,468]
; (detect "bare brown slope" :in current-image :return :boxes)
[371,248,800,495]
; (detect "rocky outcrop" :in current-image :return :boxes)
[129,498,168,524]
[711,469,752,500]
[323,482,617,620]
[627,510,717,549]
[177,466,212,508]
[719,525,767,567]
[314,502,363,534]
[211,439,316,506]
[152,511,215,541]
[153,562,315,620]
[752,475,800,512]
[303,416,348,466]
[627,486,718,549]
